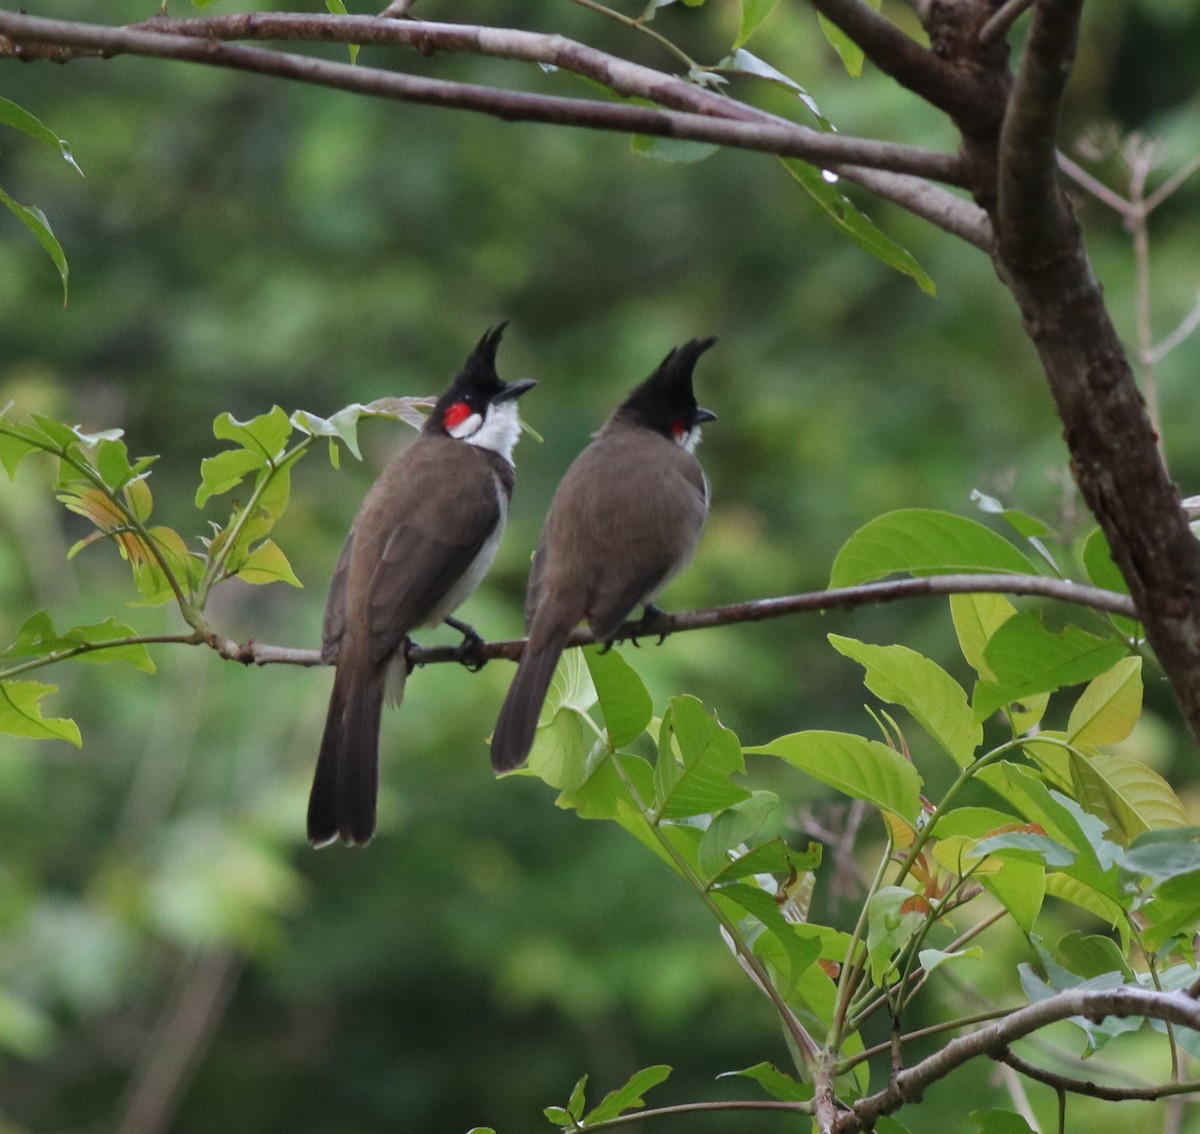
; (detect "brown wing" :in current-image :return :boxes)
[320,532,355,664]
[356,437,509,666]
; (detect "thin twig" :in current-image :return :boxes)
[999,1049,1200,1103]
[1144,150,1200,214]
[978,0,1035,46]
[1057,152,1133,217]
[1148,290,1200,365]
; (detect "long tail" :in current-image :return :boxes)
[491,600,576,773]
[307,661,390,846]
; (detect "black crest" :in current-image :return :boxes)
[614,337,717,438]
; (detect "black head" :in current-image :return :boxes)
[427,322,536,438]
[613,337,718,444]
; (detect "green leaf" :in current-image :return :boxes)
[0,420,49,477]
[830,509,1037,588]
[1068,749,1186,842]
[1067,656,1142,747]
[543,1105,571,1124]
[866,886,924,984]
[584,646,653,748]
[982,857,1045,933]
[829,634,981,767]
[653,696,751,819]
[950,591,1017,680]
[212,406,293,463]
[696,791,782,880]
[196,448,265,508]
[323,0,361,63]
[735,0,783,47]
[0,679,81,746]
[714,884,822,987]
[0,97,84,176]
[970,1110,1039,1134]
[0,185,68,304]
[719,50,830,127]
[1055,931,1134,981]
[718,1061,812,1102]
[918,945,982,975]
[567,1073,588,1121]
[780,159,936,295]
[235,539,302,587]
[631,135,720,163]
[581,1065,671,1126]
[3,612,156,673]
[747,730,922,817]
[975,613,1129,719]
[1122,828,1200,884]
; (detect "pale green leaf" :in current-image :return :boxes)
[0,185,68,304]
[1067,656,1143,747]
[0,679,81,746]
[236,540,302,587]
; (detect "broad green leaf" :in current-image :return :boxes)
[0,186,68,303]
[982,856,1045,933]
[196,448,265,507]
[3,612,155,673]
[714,883,822,987]
[949,591,1017,680]
[0,679,81,746]
[630,135,720,163]
[1042,874,1126,934]
[0,97,84,176]
[735,0,783,47]
[212,406,292,463]
[1082,527,1140,636]
[830,509,1036,589]
[970,1110,1039,1134]
[0,420,47,477]
[654,696,750,818]
[1121,829,1200,883]
[780,159,936,294]
[971,830,1075,867]
[696,791,783,880]
[975,613,1129,719]
[567,1073,588,1121]
[581,1065,671,1126]
[236,540,302,587]
[543,1106,571,1124]
[1067,656,1142,747]
[1139,870,1200,951]
[718,1061,811,1102]
[1069,749,1185,842]
[747,730,922,818]
[866,886,924,984]
[829,634,981,767]
[1055,931,1134,981]
[584,646,652,748]
[526,706,591,791]
[918,945,982,975]
[30,413,81,450]
[706,837,820,887]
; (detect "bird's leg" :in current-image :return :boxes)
[445,616,488,672]
[401,634,419,674]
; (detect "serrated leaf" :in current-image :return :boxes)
[581,1065,671,1125]
[829,634,981,767]
[0,679,81,746]
[584,646,652,749]
[196,448,264,508]
[830,509,1036,588]
[654,696,751,818]
[746,730,922,817]
[1067,656,1142,747]
[780,159,936,294]
[236,540,302,587]
[212,406,292,463]
[0,186,68,304]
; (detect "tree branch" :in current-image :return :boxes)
[198,574,1134,669]
[0,11,965,184]
[998,1048,1200,1103]
[835,987,1200,1132]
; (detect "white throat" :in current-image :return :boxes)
[463,399,523,464]
[679,425,703,455]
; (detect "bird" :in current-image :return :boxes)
[308,324,536,846]
[490,337,716,773]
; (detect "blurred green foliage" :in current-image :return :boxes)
[1,0,1199,1131]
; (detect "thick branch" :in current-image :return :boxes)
[835,987,1200,1132]
[204,574,1134,668]
[996,0,1081,260]
[0,11,964,184]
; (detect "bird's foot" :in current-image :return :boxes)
[445,616,488,672]
[401,635,419,675]
[630,603,670,647]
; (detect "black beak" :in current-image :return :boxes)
[695,407,717,424]
[493,378,537,404]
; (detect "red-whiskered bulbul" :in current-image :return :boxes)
[490,337,716,773]
[308,324,535,846]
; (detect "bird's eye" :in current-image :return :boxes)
[444,402,473,430]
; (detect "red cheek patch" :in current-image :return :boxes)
[444,402,473,430]
[672,420,686,442]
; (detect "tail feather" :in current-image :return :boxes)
[491,604,576,772]
[307,666,387,846]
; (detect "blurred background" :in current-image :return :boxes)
[2,0,1199,1130]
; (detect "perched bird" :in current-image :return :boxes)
[490,337,716,772]
[308,324,536,846]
